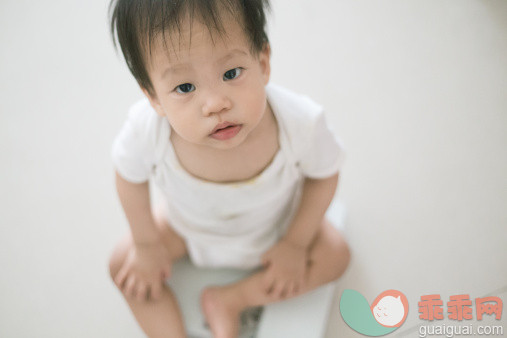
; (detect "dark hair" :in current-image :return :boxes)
[109,0,270,95]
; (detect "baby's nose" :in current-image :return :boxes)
[201,90,232,116]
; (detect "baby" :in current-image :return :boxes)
[107,0,351,337]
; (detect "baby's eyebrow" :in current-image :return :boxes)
[160,49,248,79]
[216,49,248,64]
[161,64,192,79]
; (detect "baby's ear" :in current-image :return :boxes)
[142,87,165,117]
[259,43,271,84]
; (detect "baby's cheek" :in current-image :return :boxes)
[247,88,267,117]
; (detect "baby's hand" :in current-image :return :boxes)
[261,239,308,300]
[114,240,172,302]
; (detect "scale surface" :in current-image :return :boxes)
[166,201,346,338]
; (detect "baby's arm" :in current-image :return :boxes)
[115,172,160,243]
[114,172,173,301]
[261,173,339,297]
[284,173,339,247]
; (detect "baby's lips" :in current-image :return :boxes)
[210,121,237,134]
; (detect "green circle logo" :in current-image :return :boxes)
[340,289,409,336]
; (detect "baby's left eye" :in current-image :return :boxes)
[223,67,242,81]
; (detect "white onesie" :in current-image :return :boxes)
[112,83,346,269]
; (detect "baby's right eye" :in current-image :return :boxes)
[175,83,195,94]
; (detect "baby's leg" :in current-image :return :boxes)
[201,219,350,338]
[108,209,188,338]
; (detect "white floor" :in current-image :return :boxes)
[1,1,506,337]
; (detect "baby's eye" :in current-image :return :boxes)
[175,83,195,94]
[223,67,243,81]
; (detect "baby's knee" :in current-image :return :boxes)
[339,239,351,268]
[107,235,132,280]
[318,223,351,281]
[330,236,351,280]
[108,252,122,280]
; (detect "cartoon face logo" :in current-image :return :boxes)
[340,289,409,336]
[370,290,409,327]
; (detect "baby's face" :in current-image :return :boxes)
[143,13,271,151]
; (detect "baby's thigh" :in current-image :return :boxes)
[308,219,350,269]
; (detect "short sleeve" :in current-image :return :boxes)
[298,112,346,178]
[111,101,156,183]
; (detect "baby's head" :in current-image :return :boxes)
[109,0,270,96]
[109,0,272,150]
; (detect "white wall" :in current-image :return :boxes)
[0,0,506,337]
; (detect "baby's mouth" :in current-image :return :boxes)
[210,122,239,135]
[216,125,235,132]
[209,122,242,140]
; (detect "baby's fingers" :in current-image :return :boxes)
[150,280,162,301]
[136,282,148,302]
[270,280,286,300]
[286,281,298,298]
[114,264,129,289]
[124,275,137,299]
[262,269,275,294]
[136,282,150,302]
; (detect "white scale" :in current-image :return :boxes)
[166,201,346,338]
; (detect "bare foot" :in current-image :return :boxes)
[201,286,243,338]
